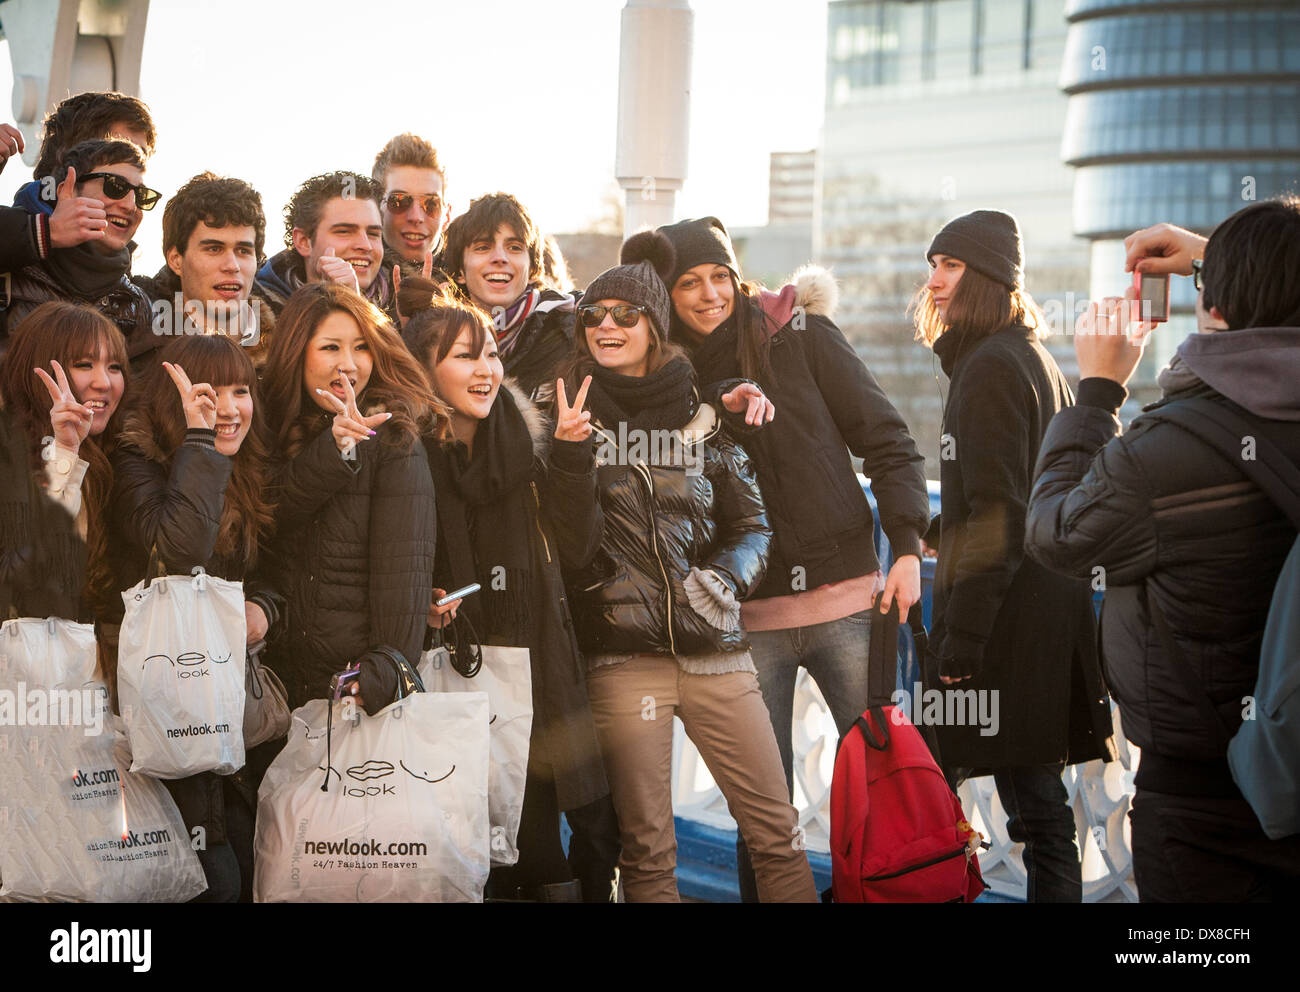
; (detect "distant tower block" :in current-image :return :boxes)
[616,0,693,237]
[2,0,151,168]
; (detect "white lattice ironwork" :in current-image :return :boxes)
[671,668,1140,902]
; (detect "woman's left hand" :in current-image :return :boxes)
[245,601,269,642]
[721,382,775,426]
[879,554,921,619]
[1074,289,1153,387]
[554,375,593,442]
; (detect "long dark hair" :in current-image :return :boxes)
[0,301,129,611]
[261,282,439,458]
[123,335,273,566]
[910,266,1044,347]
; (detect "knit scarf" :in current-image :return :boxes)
[686,314,742,385]
[44,242,132,300]
[585,356,698,433]
[425,386,537,641]
[494,290,542,359]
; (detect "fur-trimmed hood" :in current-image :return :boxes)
[117,409,172,465]
[757,265,839,334]
[502,376,554,461]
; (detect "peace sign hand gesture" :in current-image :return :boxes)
[314,372,392,454]
[554,376,592,442]
[163,361,218,431]
[34,360,94,452]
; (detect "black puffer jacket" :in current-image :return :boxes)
[107,417,285,846]
[568,403,771,656]
[264,415,436,708]
[1026,326,1300,797]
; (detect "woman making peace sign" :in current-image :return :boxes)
[260,282,439,712]
[105,333,282,902]
[406,299,609,902]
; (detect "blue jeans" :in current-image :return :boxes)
[992,764,1081,902]
[736,609,874,902]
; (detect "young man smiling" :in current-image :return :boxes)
[442,192,577,401]
[372,134,450,280]
[134,172,274,366]
[2,139,157,366]
[252,171,395,322]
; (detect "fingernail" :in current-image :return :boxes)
[367,429,377,436]
[384,413,393,420]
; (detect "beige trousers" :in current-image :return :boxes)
[585,655,818,903]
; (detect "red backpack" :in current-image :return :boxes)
[830,599,985,903]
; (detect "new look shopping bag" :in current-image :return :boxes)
[419,644,532,865]
[118,568,246,777]
[254,692,490,903]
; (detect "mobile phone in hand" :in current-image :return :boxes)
[436,583,481,608]
[1133,269,1170,323]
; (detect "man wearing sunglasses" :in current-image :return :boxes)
[1,139,157,367]
[372,134,451,282]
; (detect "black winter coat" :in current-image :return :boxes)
[928,323,1113,770]
[500,291,577,403]
[692,269,930,597]
[264,416,436,708]
[569,404,772,657]
[1025,326,1300,798]
[108,419,284,845]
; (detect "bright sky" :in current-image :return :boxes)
[1,0,827,273]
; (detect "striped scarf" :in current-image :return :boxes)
[494,290,542,359]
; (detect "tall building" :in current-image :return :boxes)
[731,150,819,288]
[820,0,1087,474]
[1060,0,1300,400]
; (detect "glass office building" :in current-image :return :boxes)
[1061,0,1300,390]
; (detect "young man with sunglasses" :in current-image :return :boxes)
[442,192,578,402]
[133,172,273,365]
[0,92,156,273]
[252,171,396,323]
[1,139,158,367]
[372,134,451,283]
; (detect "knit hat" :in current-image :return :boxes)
[657,216,739,288]
[583,230,676,337]
[926,210,1023,290]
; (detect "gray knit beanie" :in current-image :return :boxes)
[582,230,676,337]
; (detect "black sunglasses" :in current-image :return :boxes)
[578,303,649,328]
[1192,258,1204,291]
[384,192,442,215]
[80,171,161,211]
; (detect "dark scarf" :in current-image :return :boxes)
[686,313,742,386]
[44,242,132,300]
[425,386,537,641]
[585,356,698,433]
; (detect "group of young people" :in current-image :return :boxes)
[2,91,1297,904]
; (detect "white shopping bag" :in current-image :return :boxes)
[419,644,532,865]
[254,692,490,903]
[0,617,206,902]
[117,569,247,777]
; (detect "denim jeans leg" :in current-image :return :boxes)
[993,763,1081,902]
[735,627,800,903]
[801,609,874,741]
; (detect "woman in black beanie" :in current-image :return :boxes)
[658,215,931,902]
[913,209,1114,902]
[557,230,817,902]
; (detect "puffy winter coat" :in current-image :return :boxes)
[928,322,1114,770]
[107,417,284,845]
[568,403,771,657]
[1026,327,1300,798]
[263,414,436,707]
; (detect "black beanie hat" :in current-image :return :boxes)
[657,216,739,288]
[926,210,1023,290]
[583,230,676,338]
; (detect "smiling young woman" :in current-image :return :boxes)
[104,333,282,903]
[260,282,440,714]
[405,299,609,902]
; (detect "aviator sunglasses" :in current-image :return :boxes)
[384,192,443,215]
[578,303,649,328]
[80,171,161,210]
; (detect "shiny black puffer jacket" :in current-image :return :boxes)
[568,404,771,656]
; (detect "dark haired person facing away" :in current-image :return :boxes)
[2,140,158,369]
[1025,199,1300,902]
[252,171,396,323]
[134,172,275,368]
[0,92,156,272]
[915,209,1114,903]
